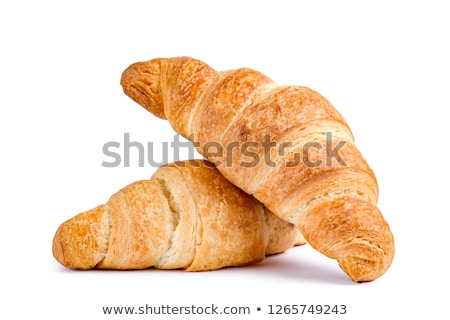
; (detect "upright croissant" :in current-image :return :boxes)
[53,160,303,271]
[121,57,395,282]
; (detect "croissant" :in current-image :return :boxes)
[52,160,304,271]
[120,57,395,282]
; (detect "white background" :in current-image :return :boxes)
[1,1,448,318]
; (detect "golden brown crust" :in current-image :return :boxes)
[120,57,395,281]
[193,68,274,143]
[178,161,267,270]
[97,180,171,269]
[52,205,110,270]
[52,160,302,271]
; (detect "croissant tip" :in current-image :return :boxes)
[120,60,167,119]
[52,205,110,270]
[338,248,394,282]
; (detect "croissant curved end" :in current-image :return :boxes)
[52,205,110,270]
[299,196,394,282]
[337,239,395,282]
[120,59,166,119]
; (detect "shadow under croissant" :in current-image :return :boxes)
[241,249,354,285]
[54,246,354,286]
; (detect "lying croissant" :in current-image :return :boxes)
[121,57,395,282]
[53,160,304,271]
